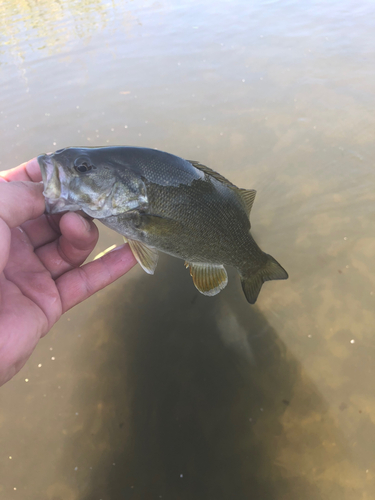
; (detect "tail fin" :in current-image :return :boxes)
[241,254,288,304]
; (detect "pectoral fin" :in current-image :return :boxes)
[137,213,182,236]
[128,239,159,274]
[185,262,228,296]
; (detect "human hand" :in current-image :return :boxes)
[0,158,137,386]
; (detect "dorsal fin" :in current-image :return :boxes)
[187,160,256,218]
[187,160,238,189]
[238,188,256,217]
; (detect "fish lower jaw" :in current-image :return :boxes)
[44,197,82,214]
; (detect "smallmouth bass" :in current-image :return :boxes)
[38,147,288,303]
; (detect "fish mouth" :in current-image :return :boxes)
[38,155,59,192]
[37,154,81,214]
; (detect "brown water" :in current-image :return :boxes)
[1,0,375,498]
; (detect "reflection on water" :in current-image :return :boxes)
[1,0,375,498]
[33,259,354,500]
[0,0,120,62]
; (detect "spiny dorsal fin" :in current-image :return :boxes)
[187,160,238,189]
[238,188,256,217]
[185,262,228,296]
[188,160,256,218]
[128,239,159,274]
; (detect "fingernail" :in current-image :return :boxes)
[77,213,91,232]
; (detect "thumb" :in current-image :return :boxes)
[0,181,45,229]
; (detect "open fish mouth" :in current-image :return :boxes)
[37,154,81,214]
[38,155,60,196]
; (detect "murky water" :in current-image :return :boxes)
[1,0,375,498]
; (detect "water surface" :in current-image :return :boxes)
[1,1,375,499]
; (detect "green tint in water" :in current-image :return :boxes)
[0,0,375,499]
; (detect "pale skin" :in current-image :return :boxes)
[0,158,137,386]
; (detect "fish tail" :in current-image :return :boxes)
[240,254,288,304]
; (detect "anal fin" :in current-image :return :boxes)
[186,262,228,296]
[128,239,159,275]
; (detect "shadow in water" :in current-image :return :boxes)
[60,257,347,500]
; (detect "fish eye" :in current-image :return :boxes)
[74,162,93,173]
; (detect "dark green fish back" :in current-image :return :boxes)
[95,147,257,266]
[101,147,205,187]
[144,173,257,267]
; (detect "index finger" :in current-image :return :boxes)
[0,158,42,182]
[56,244,137,313]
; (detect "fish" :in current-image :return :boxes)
[37,146,288,303]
